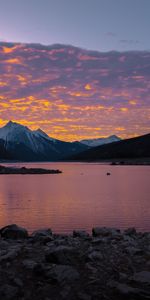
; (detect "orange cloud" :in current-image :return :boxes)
[85,84,92,90]
[4,58,23,64]
[120,107,128,112]
[2,45,19,53]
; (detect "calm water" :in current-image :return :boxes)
[0,162,149,233]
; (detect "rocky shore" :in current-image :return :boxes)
[0,224,150,300]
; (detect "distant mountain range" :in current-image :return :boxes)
[80,135,121,147]
[0,121,88,161]
[70,133,150,161]
[0,121,123,162]
[0,121,148,162]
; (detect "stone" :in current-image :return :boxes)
[77,292,92,300]
[108,281,139,296]
[73,230,89,238]
[0,246,21,262]
[13,278,23,287]
[115,283,139,296]
[31,228,53,243]
[0,224,28,239]
[0,225,150,299]
[87,250,103,261]
[45,245,76,265]
[132,271,150,284]
[22,259,38,270]
[31,228,52,238]
[125,246,143,256]
[124,227,137,236]
[0,284,18,299]
[92,227,120,237]
[48,265,80,284]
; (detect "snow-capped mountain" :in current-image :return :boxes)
[80,135,121,147]
[0,121,88,161]
[33,128,57,142]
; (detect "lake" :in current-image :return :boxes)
[0,162,149,233]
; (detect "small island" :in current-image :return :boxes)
[0,165,62,174]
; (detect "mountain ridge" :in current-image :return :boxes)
[0,121,149,162]
[69,133,150,161]
[0,121,88,161]
[80,135,121,147]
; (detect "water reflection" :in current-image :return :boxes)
[0,163,149,233]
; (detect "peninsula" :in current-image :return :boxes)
[0,165,62,175]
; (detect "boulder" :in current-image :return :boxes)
[45,245,76,265]
[47,265,80,284]
[0,246,21,262]
[108,281,140,297]
[73,230,90,238]
[31,228,52,238]
[0,284,19,300]
[132,271,150,284]
[124,227,137,236]
[0,224,28,239]
[31,228,52,243]
[92,227,120,237]
[87,250,103,261]
[22,259,38,271]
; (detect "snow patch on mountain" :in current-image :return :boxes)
[0,121,58,153]
[80,135,121,147]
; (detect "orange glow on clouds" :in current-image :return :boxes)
[85,84,92,90]
[2,45,19,53]
[0,42,149,141]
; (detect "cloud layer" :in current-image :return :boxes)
[0,42,149,141]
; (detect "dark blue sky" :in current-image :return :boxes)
[0,0,149,51]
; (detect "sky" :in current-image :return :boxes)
[0,0,150,141]
[0,0,150,51]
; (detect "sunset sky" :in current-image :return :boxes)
[0,0,150,141]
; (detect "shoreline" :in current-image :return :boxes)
[0,158,150,165]
[0,224,150,299]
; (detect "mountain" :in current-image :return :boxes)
[69,133,150,161]
[80,135,121,147]
[0,121,88,161]
[0,139,11,160]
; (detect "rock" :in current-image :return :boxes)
[45,245,76,265]
[47,265,80,284]
[0,224,28,239]
[77,292,92,300]
[60,285,71,298]
[0,284,18,299]
[22,259,38,270]
[124,227,137,236]
[0,226,149,299]
[13,278,23,287]
[73,230,89,238]
[92,227,120,237]
[125,246,143,256]
[0,240,9,248]
[132,271,150,284]
[119,272,128,281]
[31,228,52,238]
[108,281,140,296]
[33,263,46,276]
[31,228,53,243]
[87,250,103,261]
[0,245,21,262]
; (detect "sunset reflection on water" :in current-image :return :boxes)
[0,163,149,233]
